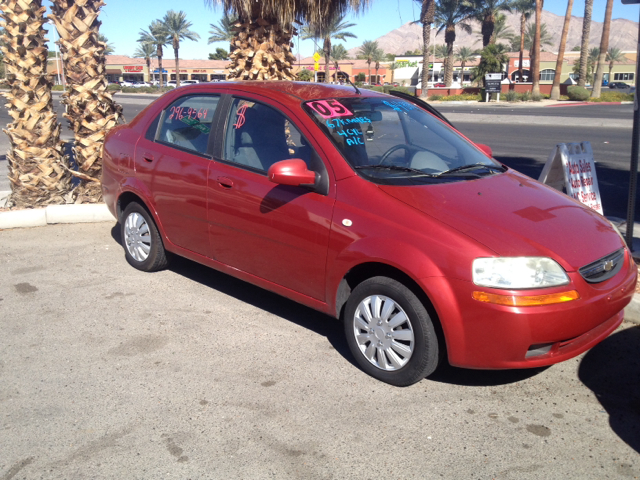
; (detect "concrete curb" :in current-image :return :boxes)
[0,203,115,229]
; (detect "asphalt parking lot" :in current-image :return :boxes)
[1,221,639,479]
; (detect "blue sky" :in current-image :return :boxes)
[43,0,640,60]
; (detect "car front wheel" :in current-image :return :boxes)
[344,276,440,386]
[121,202,169,272]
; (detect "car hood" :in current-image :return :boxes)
[378,171,624,271]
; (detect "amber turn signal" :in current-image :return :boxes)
[472,290,580,306]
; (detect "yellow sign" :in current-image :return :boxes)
[313,52,321,62]
[314,62,320,71]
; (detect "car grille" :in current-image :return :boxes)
[578,248,625,283]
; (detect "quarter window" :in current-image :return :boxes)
[158,95,220,155]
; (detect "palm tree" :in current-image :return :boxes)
[434,44,449,59]
[455,46,475,83]
[372,48,385,84]
[473,42,508,84]
[606,47,625,85]
[139,21,168,87]
[521,22,553,52]
[133,42,157,83]
[588,47,600,80]
[531,0,543,96]
[98,34,115,55]
[511,0,534,83]
[302,14,356,84]
[468,0,512,48]
[50,0,122,202]
[550,0,574,100]
[331,44,350,61]
[0,0,71,207]
[358,40,381,84]
[206,0,368,81]
[578,0,593,87]
[159,11,200,88]
[434,0,473,87]
[591,0,614,98]
[208,14,237,48]
[488,13,514,46]
[415,0,436,98]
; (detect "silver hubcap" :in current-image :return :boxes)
[352,295,415,371]
[124,212,151,262]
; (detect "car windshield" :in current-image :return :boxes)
[303,96,504,184]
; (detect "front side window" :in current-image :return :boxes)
[157,95,220,155]
[303,96,504,185]
[224,98,314,172]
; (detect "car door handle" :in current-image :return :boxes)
[217,176,233,188]
[143,152,154,162]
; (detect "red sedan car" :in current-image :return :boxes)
[102,82,636,386]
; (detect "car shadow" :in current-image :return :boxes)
[109,224,552,388]
[429,362,548,387]
[109,224,355,368]
[578,325,640,453]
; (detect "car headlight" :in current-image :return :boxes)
[472,257,570,289]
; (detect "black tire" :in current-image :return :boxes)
[343,276,439,386]
[121,202,169,272]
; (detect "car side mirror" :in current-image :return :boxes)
[268,159,317,188]
[476,144,493,157]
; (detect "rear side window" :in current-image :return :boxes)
[158,95,220,155]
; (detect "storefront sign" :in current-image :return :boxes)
[171,70,188,73]
[124,65,143,72]
[192,70,207,73]
[538,142,603,214]
[153,69,168,73]
[397,60,419,67]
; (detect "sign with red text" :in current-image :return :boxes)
[538,142,603,215]
[124,65,143,72]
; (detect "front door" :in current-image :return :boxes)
[207,95,335,301]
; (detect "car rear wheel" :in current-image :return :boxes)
[121,202,169,272]
[344,276,440,386]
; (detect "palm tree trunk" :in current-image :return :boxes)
[367,61,371,83]
[0,0,71,208]
[578,0,593,87]
[591,0,614,98]
[323,37,331,83]
[518,13,526,82]
[157,45,164,87]
[550,0,574,100]
[444,25,455,87]
[50,0,122,202]
[483,14,494,47]
[531,0,544,96]
[173,38,180,87]
[375,64,379,84]
[419,0,435,99]
[608,61,614,84]
[227,7,296,81]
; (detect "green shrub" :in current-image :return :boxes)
[590,91,634,103]
[531,93,542,102]
[567,85,590,101]
[429,95,443,101]
[439,93,481,101]
[505,90,519,102]
[519,91,531,102]
[52,84,65,91]
[107,84,121,91]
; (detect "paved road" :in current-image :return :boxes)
[437,103,634,120]
[0,222,639,479]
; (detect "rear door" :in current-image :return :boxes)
[206,94,336,301]
[134,93,222,257]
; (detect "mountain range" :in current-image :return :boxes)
[347,9,639,56]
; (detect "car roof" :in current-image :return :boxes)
[181,81,384,102]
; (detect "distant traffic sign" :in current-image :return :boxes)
[313,52,321,62]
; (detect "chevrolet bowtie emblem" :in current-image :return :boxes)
[603,260,615,272]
